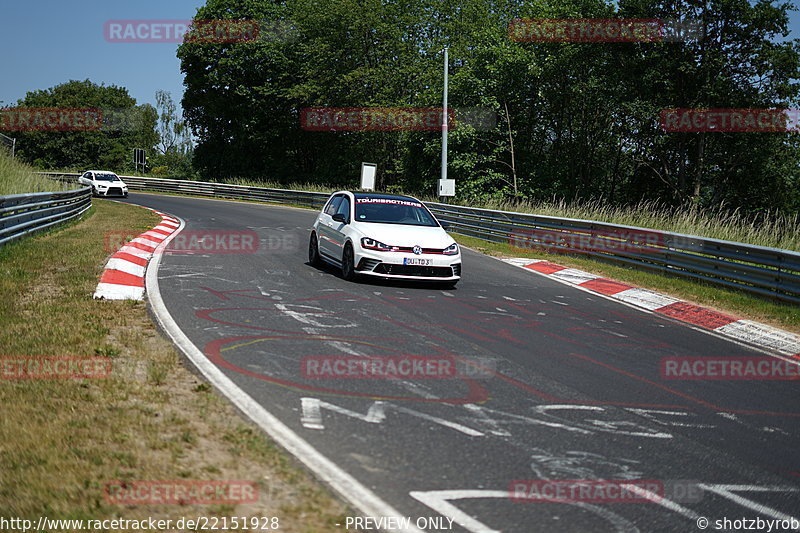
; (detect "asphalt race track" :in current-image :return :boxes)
[120,194,800,533]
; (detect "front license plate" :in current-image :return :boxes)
[403,258,432,266]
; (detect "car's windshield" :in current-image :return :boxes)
[354,198,438,227]
[95,173,119,181]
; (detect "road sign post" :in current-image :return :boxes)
[133,148,146,173]
[360,162,377,191]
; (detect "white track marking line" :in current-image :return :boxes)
[410,490,506,533]
[145,218,424,533]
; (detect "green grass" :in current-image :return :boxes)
[0,199,354,529]
[454,233,800,333]
[460,197,800,252]
[0,152,71,195]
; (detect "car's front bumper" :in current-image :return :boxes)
[355,250,461,281]
[96,187,128,197]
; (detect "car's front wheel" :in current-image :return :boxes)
[341,242,357,281]
[308,232,321,267]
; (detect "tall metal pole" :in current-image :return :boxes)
[440,47,448,185]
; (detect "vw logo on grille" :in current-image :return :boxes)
[412,245,422,255]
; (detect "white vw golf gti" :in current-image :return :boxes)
[309,192,461,287]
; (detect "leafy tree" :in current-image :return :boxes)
[11,79,158,171]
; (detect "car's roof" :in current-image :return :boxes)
[85,170,118,174]
[351,192,421,202]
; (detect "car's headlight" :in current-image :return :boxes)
[442,242,459,255]
[361,237,392,251]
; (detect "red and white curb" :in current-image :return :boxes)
[503,258,800,359]
[93,209,181,300]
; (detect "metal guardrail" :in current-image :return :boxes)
[0,186,92,246]
[39,172,800,304]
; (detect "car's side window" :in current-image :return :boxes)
[83,172,92,180]
[335,196,350,222]
[324,195,343,216]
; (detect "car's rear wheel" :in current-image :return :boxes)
[308,232,321,267]
[341,243,357,281]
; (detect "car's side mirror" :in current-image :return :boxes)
[440,221,451,230]
[332,213,347,223]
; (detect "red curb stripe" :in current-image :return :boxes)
[655,301,737,329]
[580,278,633,296]
[99,269,145,287]
[111,252,149,267]
[526,261,567,275]
[149,228,173,236]
[140,233,167,243]
[126,241,156,253]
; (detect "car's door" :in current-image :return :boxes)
[317,194,343,258]
[328,195,351,260]
[78,171,92,186]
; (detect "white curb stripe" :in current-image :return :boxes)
[117,245,152,259]
[104,257,147,278]
[715,321,800,356]
[550,267,599,285]
[130,236,161,248]
[93,282,144,300]
[612,287,681,311]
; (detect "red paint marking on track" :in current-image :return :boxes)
[566,351,725,411]
[204,335,490,404]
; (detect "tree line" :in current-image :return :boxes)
[177,0,800,213]
[5,0,799,215]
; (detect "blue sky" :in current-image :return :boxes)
[0,0,204,110]
[2,0,800,113]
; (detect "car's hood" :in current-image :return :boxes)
[93,180,127,187]
[353,223,454,248]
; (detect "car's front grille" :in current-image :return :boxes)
[389,246,449,254]
[373,264,454,278]
[105,187,124,196]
